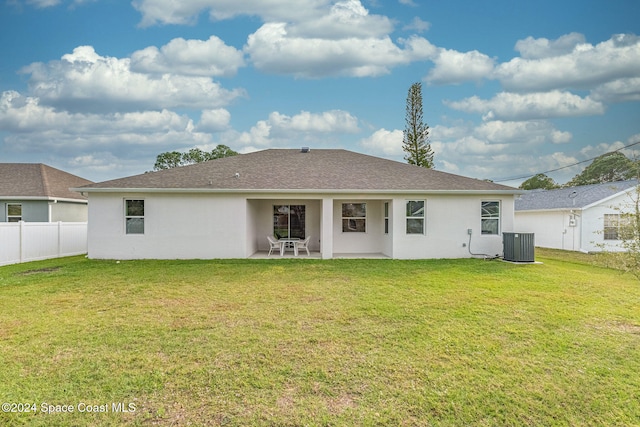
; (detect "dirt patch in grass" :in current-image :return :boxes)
[17,267,61,276]
[327,393,357,414]
[591,320,640,336]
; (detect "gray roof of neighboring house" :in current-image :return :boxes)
[0,163,93,201]
[78,149,518,193]
[515,179,638,211]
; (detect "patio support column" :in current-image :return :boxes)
[320,198,333,259]
[392,198,405,259]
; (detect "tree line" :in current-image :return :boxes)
[153,145,238,170]
[519,151,639,190]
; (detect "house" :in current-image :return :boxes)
[514,180,638,252]
[74,148,520,260]
[0,163,93,223]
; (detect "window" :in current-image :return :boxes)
[342,203,366,232]
[125,199,144,234]
[406,200,425,234]
[384,202,389,234]
[273,205,305,239]
[604,214,630,240]
[7,204,22,222]
[481,201,500,235]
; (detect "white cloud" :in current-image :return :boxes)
[474,120,571,145]
[495,33,640,92]
[550,130,572,144]
[0,90,199,139]
[440,135,509,156]
[426,48,495,85]
[403,17,430,33]
[245,23,433,78]
[133,0,434,79]
[446,91,605,121]
[0,90,72,132]
[359,128,404,156]
[426,119,581,182]
[132,0,328,26]
[515,32,586,59]
[591,77,640,103]
[359,120,575,180]
[25,0,61,7]
[234,121,273,147]
[130,36,245,77]
[19,0,92,6]
[21,46,245,113]
[269,110,359,134]
[229,109,360,148]
[197,109,231,132]
[288,0,393,39]
[0,90,220,179]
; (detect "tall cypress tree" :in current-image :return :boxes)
[402,82,434,168]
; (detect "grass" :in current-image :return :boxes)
[0,250,639,426]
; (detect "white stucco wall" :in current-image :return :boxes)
[515,210,581,251]
[333,199,385,255]
[390,195,513,259]
[88,192,247,259]
[87,191,516,260]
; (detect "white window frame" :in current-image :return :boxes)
[406,200,425,235]
[342,203,366,233]
[604,213,630,240]
[7,203,22,222]
[125,199,145,235]
[481,201,500,235]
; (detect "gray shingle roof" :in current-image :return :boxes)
[515,180,638,211]
[0,163,93,200]
[79,149,518,193]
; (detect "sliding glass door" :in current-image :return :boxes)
[273,205,305,239]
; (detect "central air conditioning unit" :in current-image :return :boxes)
[503,232,535,262]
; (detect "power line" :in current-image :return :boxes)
[492,140,640,183]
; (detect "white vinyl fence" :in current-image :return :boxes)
[0,222,87,266]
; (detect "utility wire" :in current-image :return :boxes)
[492,140,640,183]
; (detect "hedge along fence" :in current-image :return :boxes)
[0,222,87,266]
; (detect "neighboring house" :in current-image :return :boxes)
[74,149,520,260]
[514,180,638,253]
[0,163,93,222]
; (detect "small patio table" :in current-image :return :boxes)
[278,238,300,256]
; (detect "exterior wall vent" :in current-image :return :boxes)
[503,232,535,262]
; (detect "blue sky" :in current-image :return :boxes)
[1,0,639,185]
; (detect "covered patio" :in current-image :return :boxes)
[249,251,389,259]
[246,197,392,259]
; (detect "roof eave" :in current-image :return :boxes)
[515,207,583,213]
[1,196,87,203]
[73,187,521,195]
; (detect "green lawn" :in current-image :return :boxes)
[0,250,639,426]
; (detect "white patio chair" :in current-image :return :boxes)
[267,235,282,256]
[295,236,311,256]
